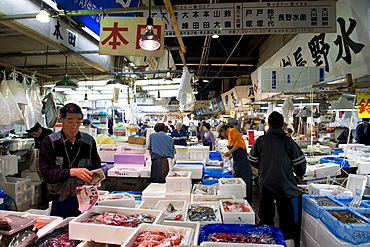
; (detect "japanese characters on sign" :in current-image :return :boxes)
[49,19,78,50]
[151,1,336,37]
[99,17,165,57]
[357,93,370,118]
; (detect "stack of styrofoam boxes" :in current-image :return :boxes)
[139,159,152,178]
[1,177,32,211]
[165,171,192,203]
[97,144,124,164]
[69,206,164,245]
[174,145,190,160]
[219,199,255,224]
[31,181,42,207]
[108,152,148,177]
[218,177,246,199]
[305,163,341,181]
[140,183,166,209]
[173,160,205,179]
[308,183,353,197]
[189,146,209,163]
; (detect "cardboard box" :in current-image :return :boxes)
[135,137,146,145]
[69,206,164,244]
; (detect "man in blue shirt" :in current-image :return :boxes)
[355,118,370,145]
[147,123,176,183]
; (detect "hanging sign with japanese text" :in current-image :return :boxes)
[99,17,165,57]
[357,92,370,118]
[152,1,336,37]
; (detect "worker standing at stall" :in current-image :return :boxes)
[171,122,188,146]
[39,103,101,218]
[355,118,370,145]
[148,123,176,183]
[248,111,306,245]
[217,123,252,204]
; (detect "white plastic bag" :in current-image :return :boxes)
[0,79,25,125]
[8,69,27,105]
[42,93,58,128]
[28,75,43,125]
[20,76,34,129]
[0,91,11,128]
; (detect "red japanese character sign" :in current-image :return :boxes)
[357,92,370,118]
[99,17,165,57]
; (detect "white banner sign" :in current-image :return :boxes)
[152,1,336,37]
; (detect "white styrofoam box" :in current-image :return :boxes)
[123,223,194,247]
[21,170,41,182]
[142,183,166,196]
[358,162,370,175]
[0,177,32,194]
[166,192,191,203]
[219,199,255,224]
[201,243,285,247]
[97,192,135,208]
[191,194,235,203]
[315,213,370,247]
[186,201,222,226]
[138,198,161,209]
[307,144,331,154]
[308,184,353,197]
[5,198,32,212]
[301,210,318,239]
[31,182,42,195]
[338,143,366,150]
[301,228,319,247]
[107,165,143,177]
[192,184,219,195]
[139,166,151,178]
[218,177,247,199]
[10,188,33,204]
[25,208,49,216]
[69,206,164,245]
[189,146,210,162]
[0,210,63,238]
[32,193,41,206]
[166,171,192,193]
[176,159,207,166]
[155,200,187,221]
[313,163,341,179]
[97,144,124,163]
[346,174,368,198]
[173,164,203,179]
[366,175,370,188]
[174,146,190,160]
[163,221,200,246]
[257,67,285,93]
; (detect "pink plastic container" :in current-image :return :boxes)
[114,152,147,165]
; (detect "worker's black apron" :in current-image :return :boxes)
[227,146,253,204]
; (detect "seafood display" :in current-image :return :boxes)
[83,212,155,228]
[29,225,80,247]
[193,185,217,195]
[98,193,133,201]
[168,172,187,177]
[188,205,219,222]
[133,231,183,247]
[222,201,252,212]
[164,203,184,221]
[328,211,366,224]
[207,232,277,244]
[312,197,341,206]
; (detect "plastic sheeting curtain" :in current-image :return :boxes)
[177,67,195,111]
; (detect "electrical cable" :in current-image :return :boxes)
[4,194,18,211]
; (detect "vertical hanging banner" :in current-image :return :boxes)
[99,17,165,57]
[357,92,370,118]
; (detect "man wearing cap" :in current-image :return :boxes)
[217,123,252,204]
[27,122,53,149]
[355,118,370,145]
[248,111,306,245]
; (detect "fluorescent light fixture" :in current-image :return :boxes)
[148,90,178,97]
[135,78,182,86]
[211,34,219,38]
[141,84,180,91]
[82,26,100,41]
[36,9,50,23]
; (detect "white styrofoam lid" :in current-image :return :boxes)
[346,174,368,198]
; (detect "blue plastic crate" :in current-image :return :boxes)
[202,175,233,185]
[209,151,222,161]
[203,167,232,177]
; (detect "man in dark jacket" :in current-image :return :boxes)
[248,111,306,245]
[39,103,101,218]
[27,122,53,149]
[355,118,370,145]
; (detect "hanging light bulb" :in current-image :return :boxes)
[36,9,50,23]
[55,54,78,89]
[139,0,160,51]
[106,74,129,88]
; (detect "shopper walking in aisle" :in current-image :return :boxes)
[148,123,176,183]
[217,123,253,204]
[202,122,216,151]
[171,122,188,146]
[248,111,306,245]
[257,119,266,133]
[355,118,370,145]
[39,103,102,218]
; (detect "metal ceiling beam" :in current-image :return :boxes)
[0,50,99,58]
